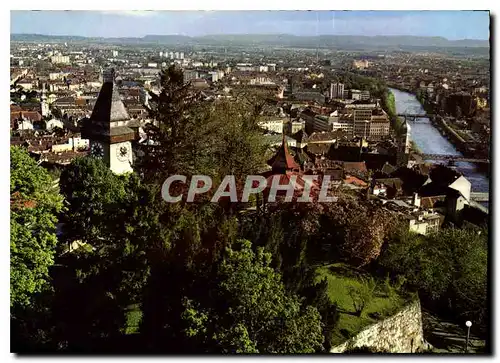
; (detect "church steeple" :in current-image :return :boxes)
[40,83,49,117]
[267,133,300,173]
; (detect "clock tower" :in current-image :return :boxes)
[82,68,137,174]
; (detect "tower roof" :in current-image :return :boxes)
[82,68,135,141]
[267,133,300,172]
[90,70,131,123]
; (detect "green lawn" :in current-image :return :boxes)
[316,263,408,346]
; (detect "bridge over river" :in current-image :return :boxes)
[470,192,489,202]
[421,154,490,164]
[397,113,434,120]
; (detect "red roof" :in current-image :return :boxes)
[344,175,368,187]
[11,111,42,123]
[267,134,300,172]
[343,162,368,173]
[259,170,322,201]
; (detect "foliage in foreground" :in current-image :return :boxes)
[180,240,324,353]
[10,146,63,308]
[378,225,488,329]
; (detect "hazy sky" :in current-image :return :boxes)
[11,11,490,40]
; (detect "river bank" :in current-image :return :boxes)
[387,87,489,172]
[389,88,489,197]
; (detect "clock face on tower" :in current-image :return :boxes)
[90,142,104,159]
[116,145,130,162]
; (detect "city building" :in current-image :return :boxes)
[351,89,362,101]
[290,120,305,134]
[407,211,443,235]
[353,108,373,122]
[352,59,371,69]
[354,120,371,139]
[369,115,390,141]
[183,69,199,83]
[50,55,70,64]
[258,117,286,134]
[331,119,354,136]
[40,84,49,117]
[329,82,345,100]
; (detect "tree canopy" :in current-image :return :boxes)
[10,146,63,308]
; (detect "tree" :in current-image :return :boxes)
[316,193,396,267]
[348,277,376,317]
[378,225,488,331]
[139,65,209,182]
[55,157,165,350]
[139,65,268,187]
[59,157,127,245]
[10,146,64,352]
[10,146,63,308]
[180,240,324,353]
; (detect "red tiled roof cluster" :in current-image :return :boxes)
[11,111,42,123]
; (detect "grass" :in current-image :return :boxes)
[316,263,408,347]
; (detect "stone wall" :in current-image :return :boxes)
[331,299,430,353]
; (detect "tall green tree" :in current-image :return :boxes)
[10,146,64,352]
[139,65,210,182]
[10,146,63,308]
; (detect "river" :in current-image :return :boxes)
[389,88,490,206]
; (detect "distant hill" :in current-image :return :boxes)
[11,33,490,48]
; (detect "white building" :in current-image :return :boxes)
[448,175,471,202]
[258,118,285,134]
[331,119,354,135]
[50,55,70,64]
[45,118,65,132]
[330,82,344,99]
[290,120,305,134]
[351,89,362,101]
[408,211,442,235]
[16,120,34,131]
[51,136,90,152]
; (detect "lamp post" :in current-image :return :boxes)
[465,321,472,353]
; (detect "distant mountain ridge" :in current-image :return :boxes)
[11,33,489,48]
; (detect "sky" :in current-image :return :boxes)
[10,11,490,40]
